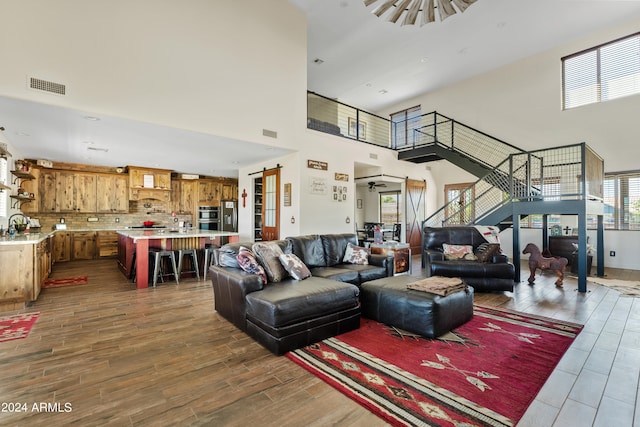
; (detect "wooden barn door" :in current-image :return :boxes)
[405,179,426,255]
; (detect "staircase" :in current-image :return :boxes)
[394,113,600,229]
[395,113,605,292]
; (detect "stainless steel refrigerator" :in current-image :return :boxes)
[220,200,238,232]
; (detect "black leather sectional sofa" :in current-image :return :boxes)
[209,234,392,355]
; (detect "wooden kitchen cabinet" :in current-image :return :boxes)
[35,237,52,294]
[71,232,97,260]
[96,174,129,213]
[52,231,72,262]
[97,231,119,258]
[0,244,34,303]
[198,179,221,206]
[0,240,49,311]
[39,170,57,212]
[129,166,171,201]
[172,179,197,213]
[221,181,238,200]
[51,171,98,213]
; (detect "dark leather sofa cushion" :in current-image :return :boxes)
[423,226,488,252]
[245,277,359,328]
[287,235,326,267]
[431,260,515,279]
[310,267,360,284]
[336,263,388,283]
[320,233,358,266]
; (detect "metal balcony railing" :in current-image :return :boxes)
[307,92,391,148]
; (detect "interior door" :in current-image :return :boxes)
[405,179,426,256]
[261,168,280,241]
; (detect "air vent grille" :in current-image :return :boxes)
[29,77,66,95]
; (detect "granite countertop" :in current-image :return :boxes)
[0,227,239,245]
[0,231,54,245]
[117,229,239,241]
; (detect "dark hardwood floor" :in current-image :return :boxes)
[0,257,638,426]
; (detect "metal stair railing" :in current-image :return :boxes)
[396,112,525,170]
[425,144,590,228]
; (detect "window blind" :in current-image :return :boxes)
[563,32,640,109]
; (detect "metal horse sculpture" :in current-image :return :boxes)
[522,243,568,287]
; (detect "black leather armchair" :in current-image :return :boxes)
[422,226,516,292]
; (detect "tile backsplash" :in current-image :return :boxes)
[28,200,194,231]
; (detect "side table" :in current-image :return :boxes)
[370,242,411,275]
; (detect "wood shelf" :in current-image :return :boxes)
[9,195,36,209]
[0,183,10,191]
[10,170,35,180]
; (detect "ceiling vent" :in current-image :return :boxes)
[28,77,66,95]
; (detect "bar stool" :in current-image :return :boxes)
[149,248,179,287]
[202,243,219,281]
[177,249,200,281]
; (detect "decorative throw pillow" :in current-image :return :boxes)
[279,253,312,281]
[236,246,267,284]
[475,243,502,263]
[252,241,289,282]
[343,242,369,265]
[442,243,474,260]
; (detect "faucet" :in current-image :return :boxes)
[8,213,28,230]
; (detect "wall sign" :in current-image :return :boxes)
[284,183,291,206]
[307,160,328,171]
[334,173,349,182]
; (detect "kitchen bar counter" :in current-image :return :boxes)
[117,229,239,289]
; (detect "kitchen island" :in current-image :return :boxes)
[0,232,53,311]
[117,229,239,288]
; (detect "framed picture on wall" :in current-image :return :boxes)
[348,117,366,139]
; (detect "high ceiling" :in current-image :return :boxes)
[2,0,640,177]
[293,0,640,111]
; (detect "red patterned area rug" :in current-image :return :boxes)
[43,276,88,288]
[287,305,582,427]
[0,312,40,343]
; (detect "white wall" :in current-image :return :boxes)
[238,129,437,241]
[0,0,307,151]
[378,16,640,271]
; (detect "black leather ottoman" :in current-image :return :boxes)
[360,275,474,338]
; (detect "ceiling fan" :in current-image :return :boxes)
[368,181,387,191]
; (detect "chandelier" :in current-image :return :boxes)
[364,0,478,26]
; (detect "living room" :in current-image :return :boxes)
[1,1,639,426]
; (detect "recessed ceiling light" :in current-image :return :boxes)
[232,161,240,165]
[84,115,100,121]
[366,83,372,87]
[420,57,429,63]
[379,89,388,94]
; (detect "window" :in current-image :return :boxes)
[597,171,640,230]
[379,191,402,224]
[563,32,640,109]
[0,157,7,218]
[390,105,421,148]
[444,183,474,225]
